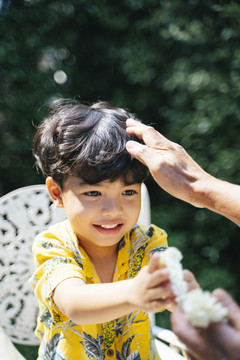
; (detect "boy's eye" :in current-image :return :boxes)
[84,191,101,197]
[123,189,136,196]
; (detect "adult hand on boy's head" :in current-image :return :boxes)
[171,289,240,360]
[126,118,209,208]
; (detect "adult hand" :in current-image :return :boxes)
[126,119,240,226]
[126,118,210,208]
[171,289,240,360]
[182,269,199,293]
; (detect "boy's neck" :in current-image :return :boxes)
[89,244,119,261]
[82,243,119,283]
[77,236,119,259]
[91,251,118,283]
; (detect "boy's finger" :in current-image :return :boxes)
[148,252,161,273]
[148,286,174,302]
[149,268,170,288]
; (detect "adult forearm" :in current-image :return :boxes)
[126,120,240,226]
[192,176,240,226]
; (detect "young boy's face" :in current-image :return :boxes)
[58,176,142,253]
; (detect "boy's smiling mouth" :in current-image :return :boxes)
[99,224,119,229]
[93,223,123,234]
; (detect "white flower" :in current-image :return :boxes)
[160,247,188,299]
[160,247,228,328]
[181,288,228,328]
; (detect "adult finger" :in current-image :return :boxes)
[126,118,169,148]
[126,118,152,139]
[212,288,240,330]
[171,306,226,360]
[126,140,158,168]
[206,321,240,359]
[183,269,200,292]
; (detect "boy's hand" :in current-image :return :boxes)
[129,253,175,313]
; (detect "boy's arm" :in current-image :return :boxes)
[53,253,174,325]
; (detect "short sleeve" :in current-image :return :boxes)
[29,229,86,315]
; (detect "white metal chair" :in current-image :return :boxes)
[0,326,25,360]
[0,184,189,359]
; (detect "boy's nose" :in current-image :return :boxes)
[101,198,123,216]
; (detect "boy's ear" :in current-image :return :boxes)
[46,177,64,208]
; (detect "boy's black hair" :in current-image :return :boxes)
[33,99,148,188]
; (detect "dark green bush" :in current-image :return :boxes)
[1,0,240,343]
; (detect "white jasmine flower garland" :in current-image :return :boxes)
[160,247,228,328]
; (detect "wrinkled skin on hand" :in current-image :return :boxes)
[171,289,240,360]
[126,118,208,208]
[126,119,240,226]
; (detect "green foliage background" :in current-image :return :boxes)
[1,0,240,357]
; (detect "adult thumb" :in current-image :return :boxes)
[213,288,240,330]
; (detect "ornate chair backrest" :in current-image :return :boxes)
[0,185,66,345]
[0,183,151,346]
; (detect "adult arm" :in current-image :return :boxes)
[126,119,240,226]
[170,289,240,360]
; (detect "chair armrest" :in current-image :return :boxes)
[153,325,187,351]
[153,325,194,359]
[155,338,186,360]
[0,327,26,360]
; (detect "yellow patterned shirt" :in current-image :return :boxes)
[30,220,168,360]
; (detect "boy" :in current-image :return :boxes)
[30,99,195,360]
